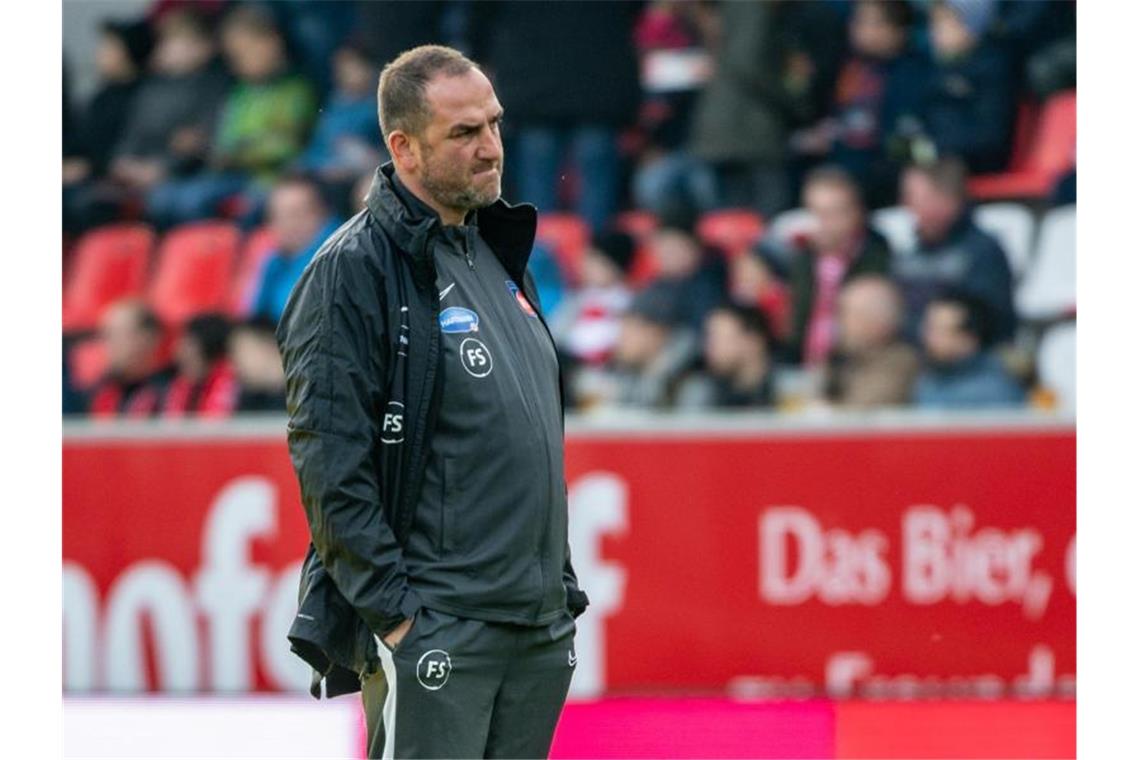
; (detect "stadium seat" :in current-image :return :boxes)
[227,227,278,316]
[696,209,765,258]
[968,90,1076,200]
[147,221,242,326]
[613,210,660,286]
[870,206,917,255]
[1016,205,1075,321]
[1037,321,1076,411]
[535,213,591,285]
[973,203,1037,280]
[67,337,108,390]
[62,224,155,333]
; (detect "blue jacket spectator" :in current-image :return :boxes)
[792,0,930,208]
[919,0,1015,173]
[296,41,384,182]
[894,159,1015,344]
[914,288,1024,408]
[250,175,339,323]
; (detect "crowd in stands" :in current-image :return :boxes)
[62,0,1077,419]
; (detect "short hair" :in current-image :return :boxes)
[233,315,279,340]
[802,164,865,208]
[928,287,992,344]
[271,171,329,210]
[184,312,232,363]
[377,45,479,140]
[221,3,281,40]
[712,303,772,344]
[859,0,915,30]
[109,297,163,336]
[156,9,213,42]
[906,156,969,201]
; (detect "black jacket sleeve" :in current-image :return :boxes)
[276,244,421,639]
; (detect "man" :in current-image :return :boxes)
[787,165,893,366]
[823,275,919,408]
[893,158,1016,343]
[248,174,339,322]
[914,289,1025,408]
[276,46,587,759]
[677,304,775,409]
[574,287,698,410]
[87,299,175,418]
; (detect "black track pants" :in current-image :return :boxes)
[361,606,578,759]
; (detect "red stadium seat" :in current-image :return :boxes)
[613,209,659,240]
[969,90,1076,200]
[147,221,241,326]
[535,213,591,285]
[228,226,279,316]
[62,224,155,333]
[696,209,765,258]
[68,337,108,390]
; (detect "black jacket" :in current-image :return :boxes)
[277,163,589,699]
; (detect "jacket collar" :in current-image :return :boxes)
[364,162,539,287]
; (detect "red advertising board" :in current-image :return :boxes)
[63,417,1075,698]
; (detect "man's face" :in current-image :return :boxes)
[269,183,327,255]
[410,69,505,216]
[804,181,863,252]
[850,2,906,60]
[902,170,961,244]
[651,229,700,278]
[930,4,975,60]
[224,28,282,81]
[101,304,159,379]
[704,311,745,376]
[614,315,668,370]
[922,301,977,363]
[838,281,897,353]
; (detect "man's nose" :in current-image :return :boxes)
[476,128,503,162]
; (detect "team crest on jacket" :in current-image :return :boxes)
[439,306,480,333]
[505,280,538,318]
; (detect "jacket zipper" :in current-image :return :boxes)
[463,227,475,270]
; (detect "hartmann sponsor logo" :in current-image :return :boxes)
[439,306,480,333]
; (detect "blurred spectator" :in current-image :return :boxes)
[64,19,153,183]
[894,158,1015,343]
[248,174,340,322]
[914,289,1025,408]
[162,312,237,417]
[296,41,384,189]
[469,0,641,232]
[823,275,919,408]
[788,166,892,366]
[728,246,791,345]
[689,1,840,217]
[87,299,175,418]
[677,304,775,409]
[629,1,718,215]
[791,0,928,208]
[356,1,448,74]
[575,288,698,410]
[148,5,317,227]
[109,10,230,226]
[910,0,1015,173]
[528,241,568,321]
[550,231,636,367]
[229,317,287,412]
[63,19,155,233]
[639,201,727,332]
[265,0,358,98]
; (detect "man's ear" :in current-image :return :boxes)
[387,130,419,173]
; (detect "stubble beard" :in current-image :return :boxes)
[421,148,502,216]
